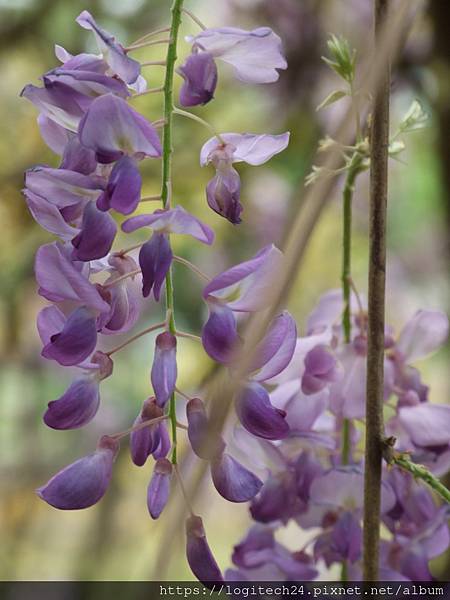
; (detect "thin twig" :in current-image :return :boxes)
[363,0,390,582]
[102,268,141,288]
[182,8,207,30]
[129,27,171,47]
[126,38,172,52]
[173,254,211,281]
[105,321,166,356]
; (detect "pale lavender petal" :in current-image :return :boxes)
[24,189,79,240]
[151,332,177,408]
[236,382,289,440]
[211,453,263,503]
[100,281,140,335]
[188,27,287,83]
[21,82,85,132]
[41,306,97,366]
[397,310,449,363]
[25,166,104,209]
[203,244,283,312]
[35,242,109,312]
[201,301,240,364]
[37,114,70,154]
[399,404,450,447]
[76,11,141,84]
[78,94,161,162]
[200,133,290,166]
[251,311,297,382]
[37,305,66,346]
[44,376,100,429]
[186,515,223,583]
[178,52,217,107]
[147,457,172,519]
[122,205,214,245]
[186,398,226,460]
[36,435,119,509]
[97,155,141,214]
[71,201,116,261]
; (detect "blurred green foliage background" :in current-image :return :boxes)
[0,0,448,581]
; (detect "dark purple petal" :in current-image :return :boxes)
[130,399,163,467]
[206,168,242,224]
[211,453,263,502]
[78,94,162,162]
[203,244,283,312]
[186,515,223,583]
[139,233,172,300]
[35,242,109,313]
[97,156,142,215]
[201,301,240,364]
[147,458,172,519]
[76,11,141,84]
[36,435,119,510]
[250,473,299,524]
[187,27,287,84]
[178,52,217,107]
[122,205,214,245]
[186,398,225,460]
[251,311,297,381]
[235,382,289,440]
[151,332,177,408]
[152,422,171,459]
[71,201,116,261]
[43,376,100,430]
[41,306,97,366]
[232,525,275,568]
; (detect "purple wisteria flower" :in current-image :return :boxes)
[178,52,218,107]
[147,458,172,519]
[76,11,141,85]
[186,515,223,584]
[186,27,287,84]
[37,435,119,509]
[200,133,290,223]
[151,332,177,408]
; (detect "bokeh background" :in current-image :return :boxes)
[0,0,448,581]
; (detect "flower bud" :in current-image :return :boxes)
[211,453,262,503]
[36,435,119,510]
[235,382,289,440]
[43,376,100,430]
[147,458,172,519]
[130,398,163,467]
[151,332,177,408]
[178,52,217,107]
[139,233,173,300]
[186,515,223,583]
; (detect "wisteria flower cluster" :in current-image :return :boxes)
[22,4,449,584]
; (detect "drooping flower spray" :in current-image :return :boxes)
[21,0,450,583]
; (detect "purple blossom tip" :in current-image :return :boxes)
[37,437,119,510]
[178,52,218,107]
[186,515,223,583]
[201,301,240,364]
[147,458,172,519]
[236,382,289,440]
[139,233,173,300]
[151,332,177,408]
[211,453,263,503]
[130,398,163,467]
[43,376,100,430]
[186,398,226,460]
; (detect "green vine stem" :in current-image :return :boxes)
[161,0,184,464]
[383,442,450,505]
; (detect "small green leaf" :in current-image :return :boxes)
[322,35,356,83]
[388,140,406,156]
[398,99,428,133]
[316,89,347,111]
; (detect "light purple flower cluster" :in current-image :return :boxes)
[223,291,449,581]
[22,8,295,583]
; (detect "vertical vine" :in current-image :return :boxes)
[363,0,390,581]
[161,0,185,464]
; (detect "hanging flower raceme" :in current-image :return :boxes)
[178,27,287,107]
[200,133,290,223]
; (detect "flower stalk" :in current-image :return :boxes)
[161,0,185,464]
[363,0,390,581]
